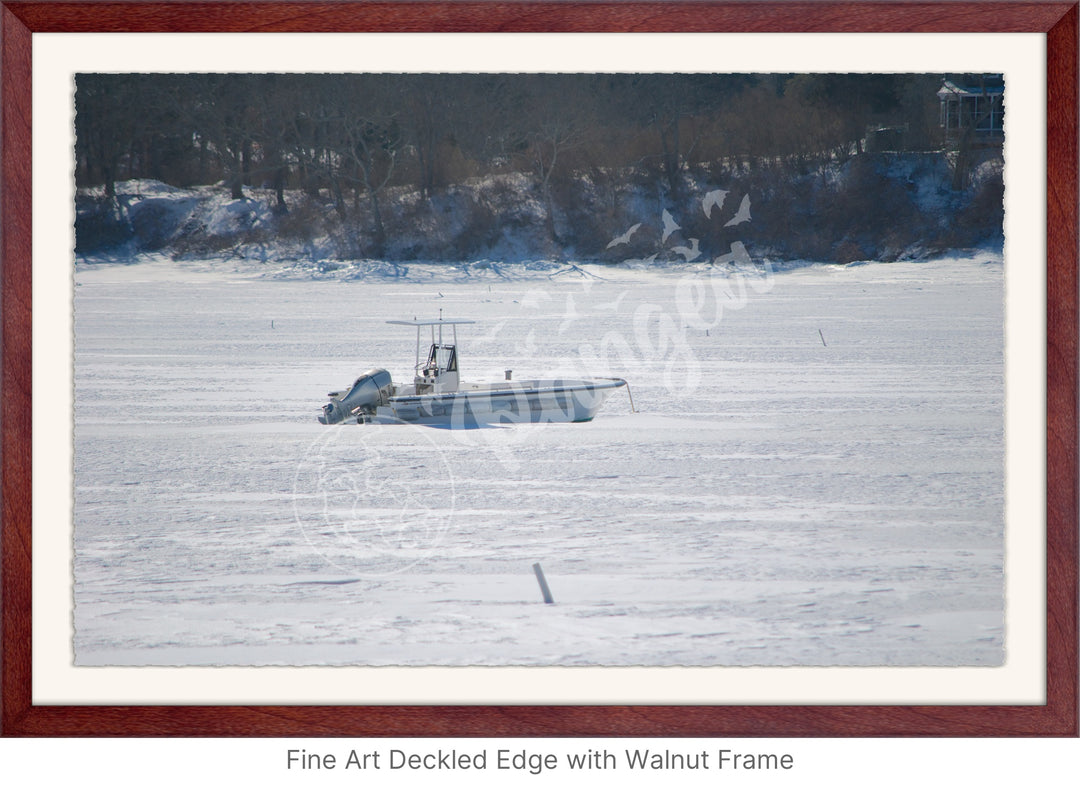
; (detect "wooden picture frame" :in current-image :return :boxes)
[2,1,1076,737]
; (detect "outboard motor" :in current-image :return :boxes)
[319,368,394,424]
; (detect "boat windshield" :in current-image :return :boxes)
[425,343,457,374]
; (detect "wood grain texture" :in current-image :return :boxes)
[1044,1,1079,741]
[1,0,1076,737]
[1,0,33,738]
[4,702,1079,737]
[2,1,1076,33]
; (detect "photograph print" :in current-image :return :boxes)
[72,73,1005,667]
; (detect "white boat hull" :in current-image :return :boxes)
[371,378,626,427]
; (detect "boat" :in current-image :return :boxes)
[318,317,628,426]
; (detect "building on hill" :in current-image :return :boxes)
[937,76,1004,147]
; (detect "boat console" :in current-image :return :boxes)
[415,343,459,394]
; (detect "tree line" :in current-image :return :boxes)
[75,73,957,251]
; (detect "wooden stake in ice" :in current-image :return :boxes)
[818,328,827,347]
[533,563,554,604]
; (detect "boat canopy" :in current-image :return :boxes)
[386,319,476,327]
[388,317,475,392]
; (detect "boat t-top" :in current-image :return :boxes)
[318,317,628,426]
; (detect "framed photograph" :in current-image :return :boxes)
[2,2,1076,737]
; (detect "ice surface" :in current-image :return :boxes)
[73,254,1004,666]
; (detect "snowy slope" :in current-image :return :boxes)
[76,146,1003,266]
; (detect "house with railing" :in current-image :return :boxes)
[937,76,1004,146]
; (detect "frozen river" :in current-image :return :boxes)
[73,254,1004,666]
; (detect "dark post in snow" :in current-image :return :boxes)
[532,563,554,605]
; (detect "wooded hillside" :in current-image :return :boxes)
[74,73,1004,264]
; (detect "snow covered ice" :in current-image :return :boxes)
[73,253,1004,666]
